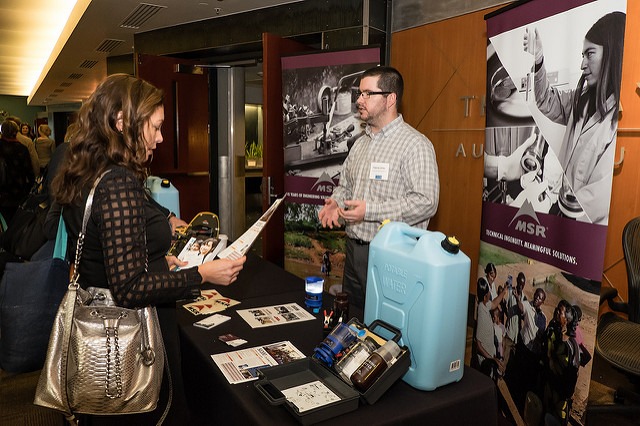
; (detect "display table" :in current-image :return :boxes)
[177,254,497,425]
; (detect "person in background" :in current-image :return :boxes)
[318,66,440,309]
[480,263,499,300]
[475,277,505,379]
[511,287,547,412]
[49,73,246,424]
[502,272,525,370]
[20,122,35,140]
[542,305,585,425]
[6,116,39,177]
[35,124,56,174]
[492,307,507,367]
[45,123,78,192]
[0,120,35,222]
[63,122,78,143]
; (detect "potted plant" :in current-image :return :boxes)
[245,141,263,168]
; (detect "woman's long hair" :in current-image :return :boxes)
[572,11,625,123]
[52,74,163,205]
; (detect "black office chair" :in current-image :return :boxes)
[594,216,640,410]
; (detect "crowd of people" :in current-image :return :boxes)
[474,264,592,425]
[0,116,73,226]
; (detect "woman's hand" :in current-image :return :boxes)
[198,256,247,286]
[166,255,188,271]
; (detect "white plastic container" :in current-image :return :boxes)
[364,222,470,391]
[146,176,180,218]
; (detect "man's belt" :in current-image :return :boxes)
[349,237,370,246]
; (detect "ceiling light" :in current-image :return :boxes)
[26,0,92,103]
[4,1,81,97]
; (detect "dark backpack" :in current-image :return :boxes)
[0,184,49,261]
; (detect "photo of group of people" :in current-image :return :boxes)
[472,242,598,425]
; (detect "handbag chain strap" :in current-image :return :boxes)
[103,311,126,399]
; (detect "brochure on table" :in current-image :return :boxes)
[183,289,240,315]
[217,196,285,260]
[281,381,341,413]
[237,302,315,328]
[212,340,305,384]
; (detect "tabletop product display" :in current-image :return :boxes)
[364,222,471,391]
[255,319,410,424]
[177,254,498,426]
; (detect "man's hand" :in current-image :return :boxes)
[318,198,342,228]
[339,200,365,224]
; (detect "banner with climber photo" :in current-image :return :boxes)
[280,47,379,289]
[476,0,626,425]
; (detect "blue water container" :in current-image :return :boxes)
[146,176,180,218]
[363,222,470,391]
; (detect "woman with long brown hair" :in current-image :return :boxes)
[51,73,246,424]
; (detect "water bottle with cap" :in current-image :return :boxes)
[304,276,323,314]
[350,340,401,392]
[313,323,362,367]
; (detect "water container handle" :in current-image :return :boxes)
[368,319,403,343]
[145,175,160,188]
[399,225,428,240]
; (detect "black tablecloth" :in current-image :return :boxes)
[178,254,498,425]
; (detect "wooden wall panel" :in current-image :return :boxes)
[391,8,497,287]
[601,0,640,304]
[391,3,640,304]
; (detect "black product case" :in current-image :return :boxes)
[254,319,411,425]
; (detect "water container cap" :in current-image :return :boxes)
[441,236,460,254]
[378,219,391,231]
[161,179,171,188]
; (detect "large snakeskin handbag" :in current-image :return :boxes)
[34,171,168,424]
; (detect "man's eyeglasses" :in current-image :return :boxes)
[356,90,391,99]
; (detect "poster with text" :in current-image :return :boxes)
[477,1,626,424]
[281,47,380,291]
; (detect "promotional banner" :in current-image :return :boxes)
[281,47,380,289]
[477,1,626,424]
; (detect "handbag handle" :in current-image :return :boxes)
[70,170,111,287]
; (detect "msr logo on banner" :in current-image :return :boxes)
[509,200,547,238]
[311,171,336,194]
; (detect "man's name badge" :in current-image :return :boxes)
[369,162,389,180]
